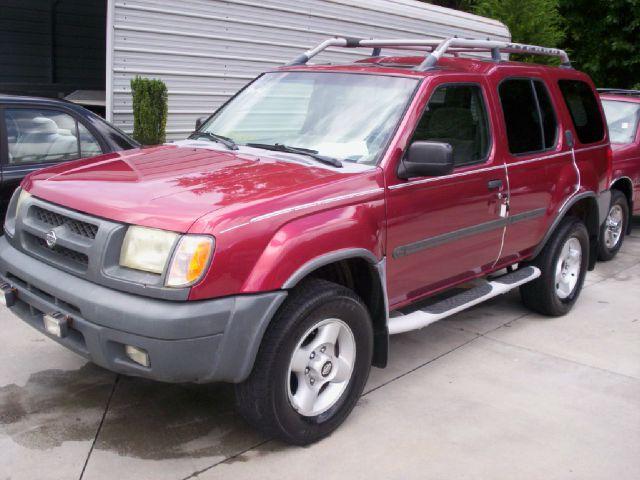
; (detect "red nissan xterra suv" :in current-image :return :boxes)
[1,38,612,445]
[597,88,640,260]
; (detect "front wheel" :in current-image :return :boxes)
[235,279,373,445]
[598,190,629,261]
[520,217,589,316]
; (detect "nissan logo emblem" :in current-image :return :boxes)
[45,230,57,249]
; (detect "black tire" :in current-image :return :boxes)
[598,190,629,261]
[235,278,373,445]
[520,217,589,316]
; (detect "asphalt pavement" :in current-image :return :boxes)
[2,222,639,480]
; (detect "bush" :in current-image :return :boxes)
[130,76,168,145]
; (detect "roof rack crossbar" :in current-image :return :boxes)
[284,37,572,70]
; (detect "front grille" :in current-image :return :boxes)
[34,236,89,266]
[32,206,99,239]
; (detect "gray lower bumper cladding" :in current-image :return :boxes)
[0,236,287,383]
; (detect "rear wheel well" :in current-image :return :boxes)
[296,258,388,368]
[566,197,600,269]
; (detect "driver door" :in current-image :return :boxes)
[385,80,507,308]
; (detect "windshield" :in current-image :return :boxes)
[602,99,640,144]
[200,71,419,165]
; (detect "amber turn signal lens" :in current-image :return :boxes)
[187,240,213,283]
[166,235,214,287]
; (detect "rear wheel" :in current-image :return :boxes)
[598,190,629,261]
[235,279,373,445]
[520,217,589,316]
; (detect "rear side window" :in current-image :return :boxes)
[534,82,558,149]
[558,80,605,144]
[411,83,490,167]
[498,78,558,155]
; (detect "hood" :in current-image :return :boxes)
[24,143,363,232]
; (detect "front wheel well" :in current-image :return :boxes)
[292,257,388,368]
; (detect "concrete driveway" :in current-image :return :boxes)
[2,223,639,480]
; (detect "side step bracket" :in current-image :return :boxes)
[388,266,541,335]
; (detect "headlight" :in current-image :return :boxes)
[15,189,31,215]
[4,188,30,237]
[166,235,214,287]
[119,226,178,274]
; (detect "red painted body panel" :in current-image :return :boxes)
[20,56,610,309]
[383,73,507,307]
[600,94,640,214]
[187,170,385,300]
[23,144,350,233]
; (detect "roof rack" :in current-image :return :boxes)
[285,37,572,71]
[597,88,640,96]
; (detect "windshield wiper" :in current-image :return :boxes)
[245,143,342,168]
[189,131,238,150]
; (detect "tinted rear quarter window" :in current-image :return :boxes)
[558,80,605,144]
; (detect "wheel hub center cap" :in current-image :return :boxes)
[321,361,333,377]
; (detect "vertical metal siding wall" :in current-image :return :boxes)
[108,0,509,141]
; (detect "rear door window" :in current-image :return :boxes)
[534,81,558,149]
[558,80,605,144]
[498,78,558,155]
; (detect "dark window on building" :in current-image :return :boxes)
[499,78,557,155]
[558,80,605,144]
[412,83,490,167]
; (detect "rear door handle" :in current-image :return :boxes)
[487,179,503,190]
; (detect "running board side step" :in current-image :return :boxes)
[388,266,541,335]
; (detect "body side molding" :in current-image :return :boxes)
[393,208,546,259]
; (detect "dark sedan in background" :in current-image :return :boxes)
[0,94,139,219]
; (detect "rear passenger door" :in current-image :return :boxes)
[495,76,566,263]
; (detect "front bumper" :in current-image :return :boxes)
[0,236,287,383]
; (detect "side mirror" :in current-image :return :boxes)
[195,116,208,130]
[398,141,454,179]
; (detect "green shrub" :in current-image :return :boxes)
[130,76,168,145]
[473,0,565,64]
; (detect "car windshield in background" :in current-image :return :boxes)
[201,71,419,165]
[601,100,640,144]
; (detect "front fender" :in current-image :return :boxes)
[242,202,385,292]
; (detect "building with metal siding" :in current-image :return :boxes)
[0,1,509,140]
[1,0,106,98]
[107,0,509,140]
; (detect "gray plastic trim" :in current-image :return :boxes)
[282,248,380,289]
[394,208,546,259]
[530,191,603,259]
[0,235,289,383]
